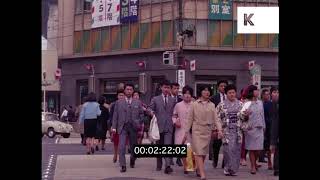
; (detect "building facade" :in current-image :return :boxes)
[42,0,60,114]
[57,0,278,106]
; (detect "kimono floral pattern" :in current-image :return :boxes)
[216,99,244,144]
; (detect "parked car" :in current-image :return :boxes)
[42,112,73,138]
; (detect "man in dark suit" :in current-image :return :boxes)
[148,80,176,174]
[170,82,183,166]
[209,80,228,168]
[270,86,279,176]
[111,84,145,173]
[171,83,183,103]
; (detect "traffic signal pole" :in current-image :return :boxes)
[177,0,183,68]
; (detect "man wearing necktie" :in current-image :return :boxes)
[170,83,183,166]
[148,80,176,174]
[111,84,145,173]
[209,80,228,168]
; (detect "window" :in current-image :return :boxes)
[196,20,207,46]
[84,0,92,13]
[75,0,92,14]
[46,114,59,121]
[75,0,83,14]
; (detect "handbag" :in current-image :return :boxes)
[148,115,160,142]
[186,143,196,171]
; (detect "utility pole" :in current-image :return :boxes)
[177,0,184,68]
[43,70,47,113]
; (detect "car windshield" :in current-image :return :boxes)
[45,114,60,121]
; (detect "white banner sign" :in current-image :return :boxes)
[252,74,261,90]
[237,7,279,34]
[177,70,185,92]
[92,0,120,28]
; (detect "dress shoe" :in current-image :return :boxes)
[156,167,162,171]
[120,166,126,173]
[170,160,174,165]
[196,170,201,177]
[130,157,135,168]
[259,159,267,163]
[176,158,183,166]
[212,161,217,168]
[164,166,173,174]
[113,157,117,163]
[224,170,230,176]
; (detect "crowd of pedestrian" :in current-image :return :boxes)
[73,80,279,179]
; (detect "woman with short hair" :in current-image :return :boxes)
[240,85,265,174]
[95,96,110,151]
[184,85,222,180]
[172,85,194,174]
[80,92,101,154]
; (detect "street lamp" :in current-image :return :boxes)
[42,70,47,113]
[85,64,95,92]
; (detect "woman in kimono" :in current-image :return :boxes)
[216,84,243,176]
[172,85,193,174]
[240,85,265,175]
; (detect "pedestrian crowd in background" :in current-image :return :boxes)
[72,80,279,179]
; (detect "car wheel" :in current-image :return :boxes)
[62,133,70,138]
[47,128,56,138]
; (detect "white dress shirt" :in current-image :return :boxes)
[220,93,226,103]
[125,97,132,104]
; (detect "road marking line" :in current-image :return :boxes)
[55,137,59,144]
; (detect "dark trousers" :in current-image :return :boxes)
[171,127,179,163]
[210,139,222,165]
[156,131,173,168]
[274,145,279,173]
[119,123,137,167]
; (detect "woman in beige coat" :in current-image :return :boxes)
[184,85,222,180]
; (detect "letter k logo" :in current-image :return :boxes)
[244,13,254,26]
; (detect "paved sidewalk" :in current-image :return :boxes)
[54,154,278,180]
[59,137,151,144]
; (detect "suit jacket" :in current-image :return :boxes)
[210,93,222,107]
[270,101,279,146]
[148,95,175,133]
[172,95,183,103]
[112,99,144,133]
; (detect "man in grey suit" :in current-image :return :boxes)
[111,84,145,173]
[148,80,175,174]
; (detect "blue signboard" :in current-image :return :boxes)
[120,0,139,23]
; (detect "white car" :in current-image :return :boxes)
[42,112,73,138]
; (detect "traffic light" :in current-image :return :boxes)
[163,51,174,65]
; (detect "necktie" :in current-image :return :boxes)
[222,93,225,101]
[164,95,167,108]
